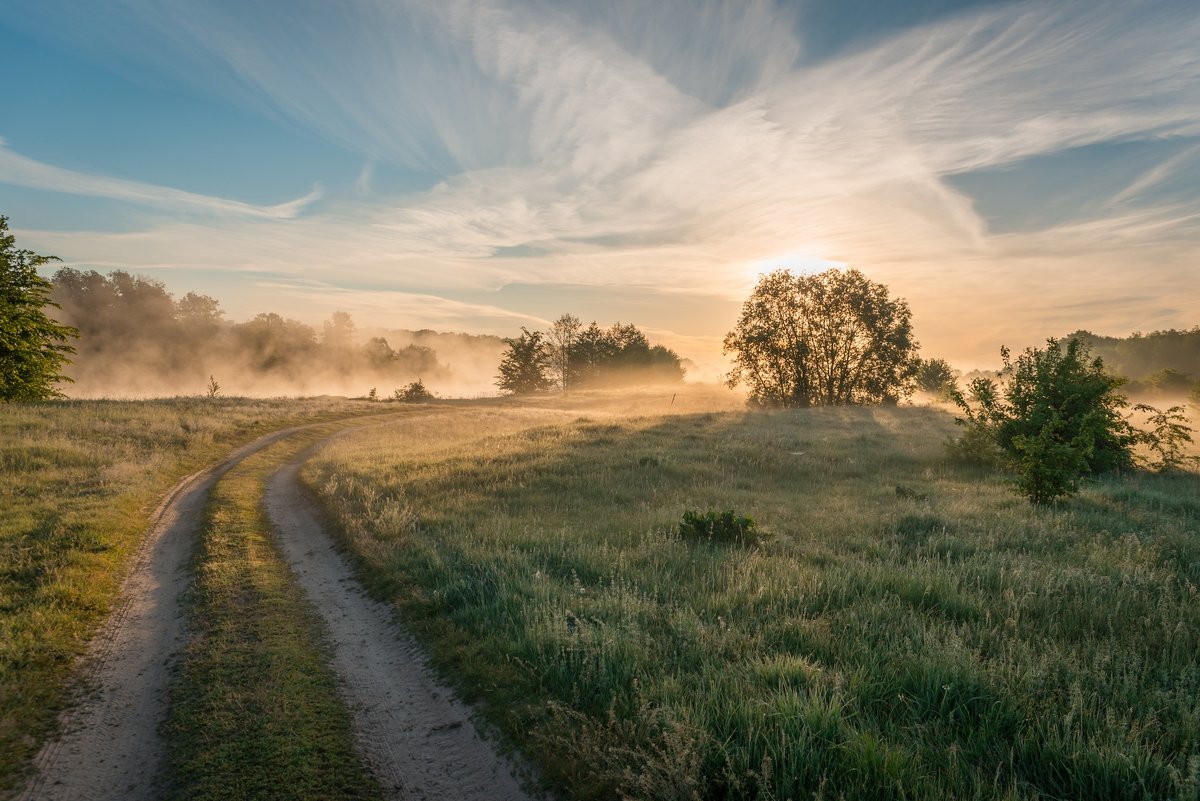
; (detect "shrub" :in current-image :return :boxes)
[952,338,1139,503]
[677,508,759,545]
[393,380,434,403]
[915,357,957,399]
[1135,404,1198,471]
[943,423,1004,467]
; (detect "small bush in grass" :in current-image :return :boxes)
[678,508,759,545]
[393,380,434,402]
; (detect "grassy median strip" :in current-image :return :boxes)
[306,402,1200,801]
[0,397,385,792]
[163,431,379,801]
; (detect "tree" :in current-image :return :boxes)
[0,217,78,401]
[363,336,395,368]
[570,322,618,386]
[952,338,1141,503]
[547,313,581,391]
[916,357,957,398]
[322,311,356,351]
[723,268,919,407]
[496,327,552,395]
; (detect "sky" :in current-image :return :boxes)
[2,0,1198,377]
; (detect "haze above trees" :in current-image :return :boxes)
[44,267,506,398]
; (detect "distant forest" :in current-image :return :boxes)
[48,268,506,397]
[45,268,688,398]
[1065,327,1200,397]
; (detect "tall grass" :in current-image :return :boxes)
[0,397,378,793]
[306,399,1200,800]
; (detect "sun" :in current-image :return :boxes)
[740,250,846,287]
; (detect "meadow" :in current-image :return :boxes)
[305,392,1200,800]
[3,388,1198,800]
[0,397,381,793]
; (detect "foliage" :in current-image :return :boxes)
[723,268,920,407]
[915,357,957,398]
[517,317,687,390]
[206,375,221,398]
[0,217,78,401]
[393,379,435,402]
[495,327,553,395]
[953,338,1142,503]
[547,313,582,391]
[677,508,759,545]
[1134,404,1198,471]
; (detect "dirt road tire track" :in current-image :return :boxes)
[265,449,538,801]
[17,421,366,801]
[19,413,539,801]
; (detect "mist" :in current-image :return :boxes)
[48,269,510,398]
[46,268,696,399]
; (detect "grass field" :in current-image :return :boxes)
[305,393,1200,800]
[0,397,379,793]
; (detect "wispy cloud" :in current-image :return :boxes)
[1106,144,1200,209]
[0,142,320,219]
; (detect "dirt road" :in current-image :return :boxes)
[266,454,534,801]
[18,420,537,801]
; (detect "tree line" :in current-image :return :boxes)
[496,315,686,394]
[1064,327,1200,401]
[46,268,450,396]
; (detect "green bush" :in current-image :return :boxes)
[677,508,759,544]
[952,338,1139,503]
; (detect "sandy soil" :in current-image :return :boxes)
[17,426,309,801]
[265,452,538,801]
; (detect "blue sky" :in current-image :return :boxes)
[2,0,1198,374]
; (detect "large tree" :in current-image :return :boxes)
[724,268,919,407]
[0,217,78,401]
[496,327,552,395]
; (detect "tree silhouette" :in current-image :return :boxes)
[724,268,919,407]
[496,327,552,395]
